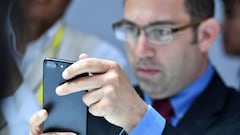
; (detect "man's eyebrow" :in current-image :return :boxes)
[122,18,176,27]
[148,21,176,26]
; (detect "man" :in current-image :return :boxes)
[0,41,22,135]
[222,0,240,89]
[30,0,240,135]
[0,1,34,135]
[0,2,13,134]
[222,0,240,56]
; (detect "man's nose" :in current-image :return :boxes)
[135,32,155,57]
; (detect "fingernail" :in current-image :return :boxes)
[68,133,77,135]
[62,70,70,80]
[56,86,63,96]
[62,70,69,79]
[38,110,46,118]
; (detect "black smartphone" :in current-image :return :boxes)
[43,58,88,135]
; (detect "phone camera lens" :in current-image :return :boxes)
[45,61,57,68]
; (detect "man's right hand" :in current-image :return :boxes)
[29,109,76,135]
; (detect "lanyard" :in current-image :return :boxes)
[37,23,65,105]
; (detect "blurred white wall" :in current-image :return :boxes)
[64,0,240,89]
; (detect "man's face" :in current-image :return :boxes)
[223,5,240,56]
[16,0,71,21]
[124,0,204,99]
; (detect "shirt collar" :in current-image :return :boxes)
[170,64,214,121]
[144,64,214,122]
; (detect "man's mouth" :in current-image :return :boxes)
[137,67,160,78]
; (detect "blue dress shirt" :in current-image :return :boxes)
[122,64,214,135]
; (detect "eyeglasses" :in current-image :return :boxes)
[112,19,202,45]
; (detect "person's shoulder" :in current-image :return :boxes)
[205,70,240,107]
[225,87,240,103]
[212,71,240,104]
[218,86,240,123]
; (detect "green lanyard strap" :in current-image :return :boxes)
[38,23,65,105]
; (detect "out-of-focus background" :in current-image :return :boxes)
[64,0,240,89]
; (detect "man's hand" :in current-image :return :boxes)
[56,54,148,132]
[29,109,76,135]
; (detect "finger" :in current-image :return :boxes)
[29,109,48,135]
[62,58,114,80]
[56,74,104,96]
[43,132,77,135]
[88,93,112,117]
[87,85,116,117]
[82,88,103,106]
[78,53,89,60]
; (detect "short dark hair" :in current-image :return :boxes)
[123,0,215,21]
[183,0,215,44]
[184,0,215,21]
[223,0,240,18]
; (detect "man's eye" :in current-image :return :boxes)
[125,25,138,34]
[151,28,171,37]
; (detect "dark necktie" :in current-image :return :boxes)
[152,98,173,121]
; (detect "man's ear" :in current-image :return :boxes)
[197,18,220,53]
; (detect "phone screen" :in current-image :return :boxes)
[43,58,87,135]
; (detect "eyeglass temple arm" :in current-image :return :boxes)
[173,19,203,33]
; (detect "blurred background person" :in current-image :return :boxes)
[0,1,12,134]
[222,0,240,56]
[222,0,240,89]
[208,0,240,90]
[1,0,38,135]
[0,44,11,134]
[0,0,131,134]
[0,41,24,135]
[10,0,131,104]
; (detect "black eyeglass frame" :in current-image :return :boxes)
[112,19,203,44]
